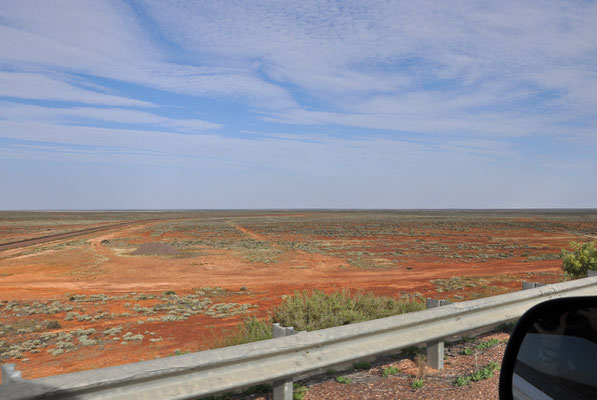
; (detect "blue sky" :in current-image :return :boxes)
[1,0,596,209]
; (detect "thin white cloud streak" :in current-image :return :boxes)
[0,103,222,132]
[0,72,152,107]
[240,129,517,160]
[0,120,426,163]
[0,143,187,167]
[141,65,296,108]
[261,108,561,139]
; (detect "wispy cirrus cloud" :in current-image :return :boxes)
[0,1,296,108]
[0,0,596,208]
[0,103,222,132]
[0,72,153,107]
[2,0,596,134]
[133,0,597,144]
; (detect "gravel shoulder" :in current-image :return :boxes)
[230,329,511,400]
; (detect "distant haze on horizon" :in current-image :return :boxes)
[1,1,596,210]
[3,208,597,212]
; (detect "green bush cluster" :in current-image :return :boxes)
[410,378,424,389]
[561,241,597,278]
[471,361,500,382]
[220,317,272,347]
[382,366,399,377]
[453,376,471,386]
[335,376,352,384]
[220,289,424,348]
[272,289,424,331]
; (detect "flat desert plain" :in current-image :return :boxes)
[1,210,596,379]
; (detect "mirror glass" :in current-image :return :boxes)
[512,305,597,400]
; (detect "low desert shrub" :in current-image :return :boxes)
[45,320,61,330]
[410,378,424,389]
[453,375,471,386]
[220,316,272,347]
[470,362,500,382]
[272,289,424,331]
[219,290,424,348]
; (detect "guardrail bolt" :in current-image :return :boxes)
[1,364,22,384]
[272,323,297,400]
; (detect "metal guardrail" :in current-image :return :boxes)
[1,277,596,400]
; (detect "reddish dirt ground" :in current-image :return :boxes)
[1,210,596,382]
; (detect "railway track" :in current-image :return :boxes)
[0,220,151,251]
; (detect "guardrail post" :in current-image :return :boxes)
[1,364,22,384]
[272,323,297,400]
[522,281,534,290]
[522,281,546,290]
[426,298,449,369]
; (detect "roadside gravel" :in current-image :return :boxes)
[232,330,510,400]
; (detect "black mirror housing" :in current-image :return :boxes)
[499,297,597,400]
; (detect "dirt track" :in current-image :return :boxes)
[0,221,150,252]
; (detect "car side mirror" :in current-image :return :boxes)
[499,297,597,400]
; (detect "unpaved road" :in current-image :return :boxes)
[0,221,152,252]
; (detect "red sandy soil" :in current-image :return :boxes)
[0,212,593,380]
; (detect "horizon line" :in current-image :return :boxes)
[2,208,597,212]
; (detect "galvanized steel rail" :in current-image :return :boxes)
[1,277,596,400]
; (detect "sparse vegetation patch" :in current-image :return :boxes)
[272,289,424,331]
[130,243,178,256]
[382,366,399,377]
[336,376,352,384]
